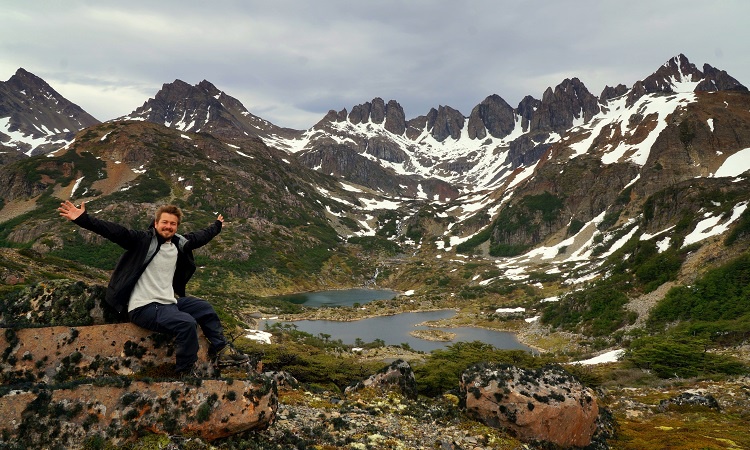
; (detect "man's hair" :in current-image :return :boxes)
[155,205,183,225]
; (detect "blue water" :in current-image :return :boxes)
[261,309,531,353]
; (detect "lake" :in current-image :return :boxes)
[260,288,531,353]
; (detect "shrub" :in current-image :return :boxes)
[624,335,746,378]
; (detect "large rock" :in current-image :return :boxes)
[460,363,601,448]
[0,323,223,383]
[345,359,417,399]
[0,377,277,447]
[0,322,276,447]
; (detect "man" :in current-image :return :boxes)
[58,200,246,377]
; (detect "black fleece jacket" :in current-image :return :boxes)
[72,211,222,315]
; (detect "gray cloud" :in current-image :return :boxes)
[1,0,748,128]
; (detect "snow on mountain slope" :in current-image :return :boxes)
[567,92,696,166]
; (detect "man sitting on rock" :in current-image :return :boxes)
[58,200,247,377]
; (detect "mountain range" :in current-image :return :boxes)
[2,53,750,325]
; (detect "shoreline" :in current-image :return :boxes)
[259,305,553,353]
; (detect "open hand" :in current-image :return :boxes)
[58,200,85,221]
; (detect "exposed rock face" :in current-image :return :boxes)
[467,94,516,139]
[460,363,601,448]
[641,53,704,94]
[600,84,628,102]
[626,54,747,107]
[428,105,465,142]
[698,63,749,92]
[297,143,459,200]
[530,78,600,133]
[345,359,417,399]
[517,95,542,132]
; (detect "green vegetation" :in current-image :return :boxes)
[240,329,381,391]
[542,285,634,337]
[413,341,544,396]
[647,251,750,343]
[107,173,171,204]
[455,226,491,254]
[489,192,563,257]
[456,192,564,256]
[624,335,746,378]
[347,236,401,255]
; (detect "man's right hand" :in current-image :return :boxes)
[58,200,85,221]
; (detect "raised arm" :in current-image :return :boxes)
[183,214,224,250]
[58,200,143,249]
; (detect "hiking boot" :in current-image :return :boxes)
[209,343,250,368]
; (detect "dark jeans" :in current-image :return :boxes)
[128,296,228,373]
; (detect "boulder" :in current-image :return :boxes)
[0,322,276,447]
[460,363,600,448]
[658,392,721,412]
[345,359,417,399]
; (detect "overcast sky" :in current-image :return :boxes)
[2,0,748,129]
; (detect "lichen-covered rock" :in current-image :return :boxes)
[0,279,117,327]
[345,359,417,399]
[460,363,601,448]
[0,377,277,448]
[658,391,721,412]
[0,323,219,383]
[0,322,277,447]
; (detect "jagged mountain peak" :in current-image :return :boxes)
[625,54,748,107]
[0,68,99,157]
[122,78,299,142]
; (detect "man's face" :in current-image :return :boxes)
[155,213,180,240]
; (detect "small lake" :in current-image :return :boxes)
[260,309,532,353]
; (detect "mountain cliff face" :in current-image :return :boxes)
[0,68,99,156]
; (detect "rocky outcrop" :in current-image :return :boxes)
[529,78,600,133]
[346,98,406,135]
[345,359,417,399]
[698,63,748,92]
[516,95,542,132]
[600,84,628,102]
[0,323,224,383]
[467,94,516,140]
[626,54,747,107]
[658,392,721,412]
[297,143,459,200]
[460,363,603,448]
[427,105,465,142]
